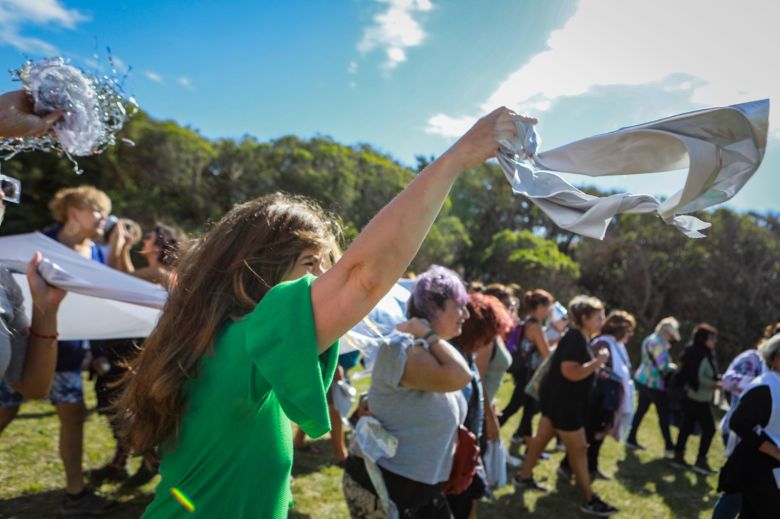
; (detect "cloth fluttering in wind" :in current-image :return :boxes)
[497,99,770,239]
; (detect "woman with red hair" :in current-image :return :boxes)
[448,293,514,518]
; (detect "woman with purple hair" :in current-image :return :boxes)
[342,265,474,518]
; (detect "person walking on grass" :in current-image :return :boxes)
[117,108,532,518]
[626,316,681,457]
[514,295,619,517]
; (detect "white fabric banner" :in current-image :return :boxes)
[0,232,410,352]
[498,99,770,239]
[0,232,165,340]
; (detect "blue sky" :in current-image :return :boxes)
[0,0,777,212]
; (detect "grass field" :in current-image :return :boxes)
[0,371,725,518]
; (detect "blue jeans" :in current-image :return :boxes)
[712,492,741,519]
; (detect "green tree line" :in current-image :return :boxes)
[3,110,778,366]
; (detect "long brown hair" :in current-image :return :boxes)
[115,193,339,453]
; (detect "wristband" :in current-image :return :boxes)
[413,338,432,352]
[423,330,438,342]
[29,329,59,340]
[425,333,440,347]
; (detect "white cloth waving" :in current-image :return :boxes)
[498,99,770,239]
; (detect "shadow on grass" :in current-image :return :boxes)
[15,410,57,419]
[615,448,715,515]
[292,437,342,478]
[0,489,153,519]
[479,462,585,517]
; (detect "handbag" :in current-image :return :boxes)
[483,438,508,489]
[443,425,480,495]
[525,353,553,401]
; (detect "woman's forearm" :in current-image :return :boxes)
[312,108,525,349]
[12,308,57,399]
[562,359,602,382]
[340,153,463,296]
[759,440,780,462]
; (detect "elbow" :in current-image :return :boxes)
[445,366,472,392]
[14,383,51,400]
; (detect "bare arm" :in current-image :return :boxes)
[400,339,472,392]
[11,253,66,399]
[475,343,492,378]
[311,108,533,351]
[561,350,608,383]
[525,322,550,359]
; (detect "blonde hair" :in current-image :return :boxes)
[49,186,112,223]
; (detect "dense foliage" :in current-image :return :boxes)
[3,110,778,365]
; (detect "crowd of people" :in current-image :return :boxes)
[1,93,779,518]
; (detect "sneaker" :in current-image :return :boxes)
[692,459,715,475]
[664,449,675,459]
[581,494,619,516]
[590,469,612,481]
[625,439,645,450]
[88,463,129,484]
[538,450,551,461]
[510,434,524,445]
[121,462,159,490]
[669,454,691,470]
[512,475,549,492]
[557,465,573,480]
[60,487,117,516]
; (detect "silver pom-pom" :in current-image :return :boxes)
[0,57,135,172]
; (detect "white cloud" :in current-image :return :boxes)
[0,0,86,54]
[427,0,779,138]
[358,0,433,69]
[144,70,164,83]
[177,76,194,90]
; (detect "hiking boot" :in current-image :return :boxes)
[692,459,715,475]
[512,475,549,492]
[60,487,117,516]
[581,494,619,516]
[88,463,129,484]
[557,464,573,480]
[670,453,691,470]
[121,461,160,490]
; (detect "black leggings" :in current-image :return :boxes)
[675,397,715,461]
[499,369,538,438]
[628,383,675,451]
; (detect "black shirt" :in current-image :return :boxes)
[539,328,594,430]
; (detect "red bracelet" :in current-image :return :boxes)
[29,329,59,340]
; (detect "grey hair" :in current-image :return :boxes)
[759,334,780,367]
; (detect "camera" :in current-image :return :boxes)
[0,174,21,204]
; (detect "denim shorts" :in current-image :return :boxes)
[0,371,84,407]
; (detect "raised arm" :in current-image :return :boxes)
[11,252,66,399]
[312,108,533,350]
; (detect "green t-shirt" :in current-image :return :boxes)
[141,275,338,518]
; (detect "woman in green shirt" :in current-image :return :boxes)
[116,107,534,518]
